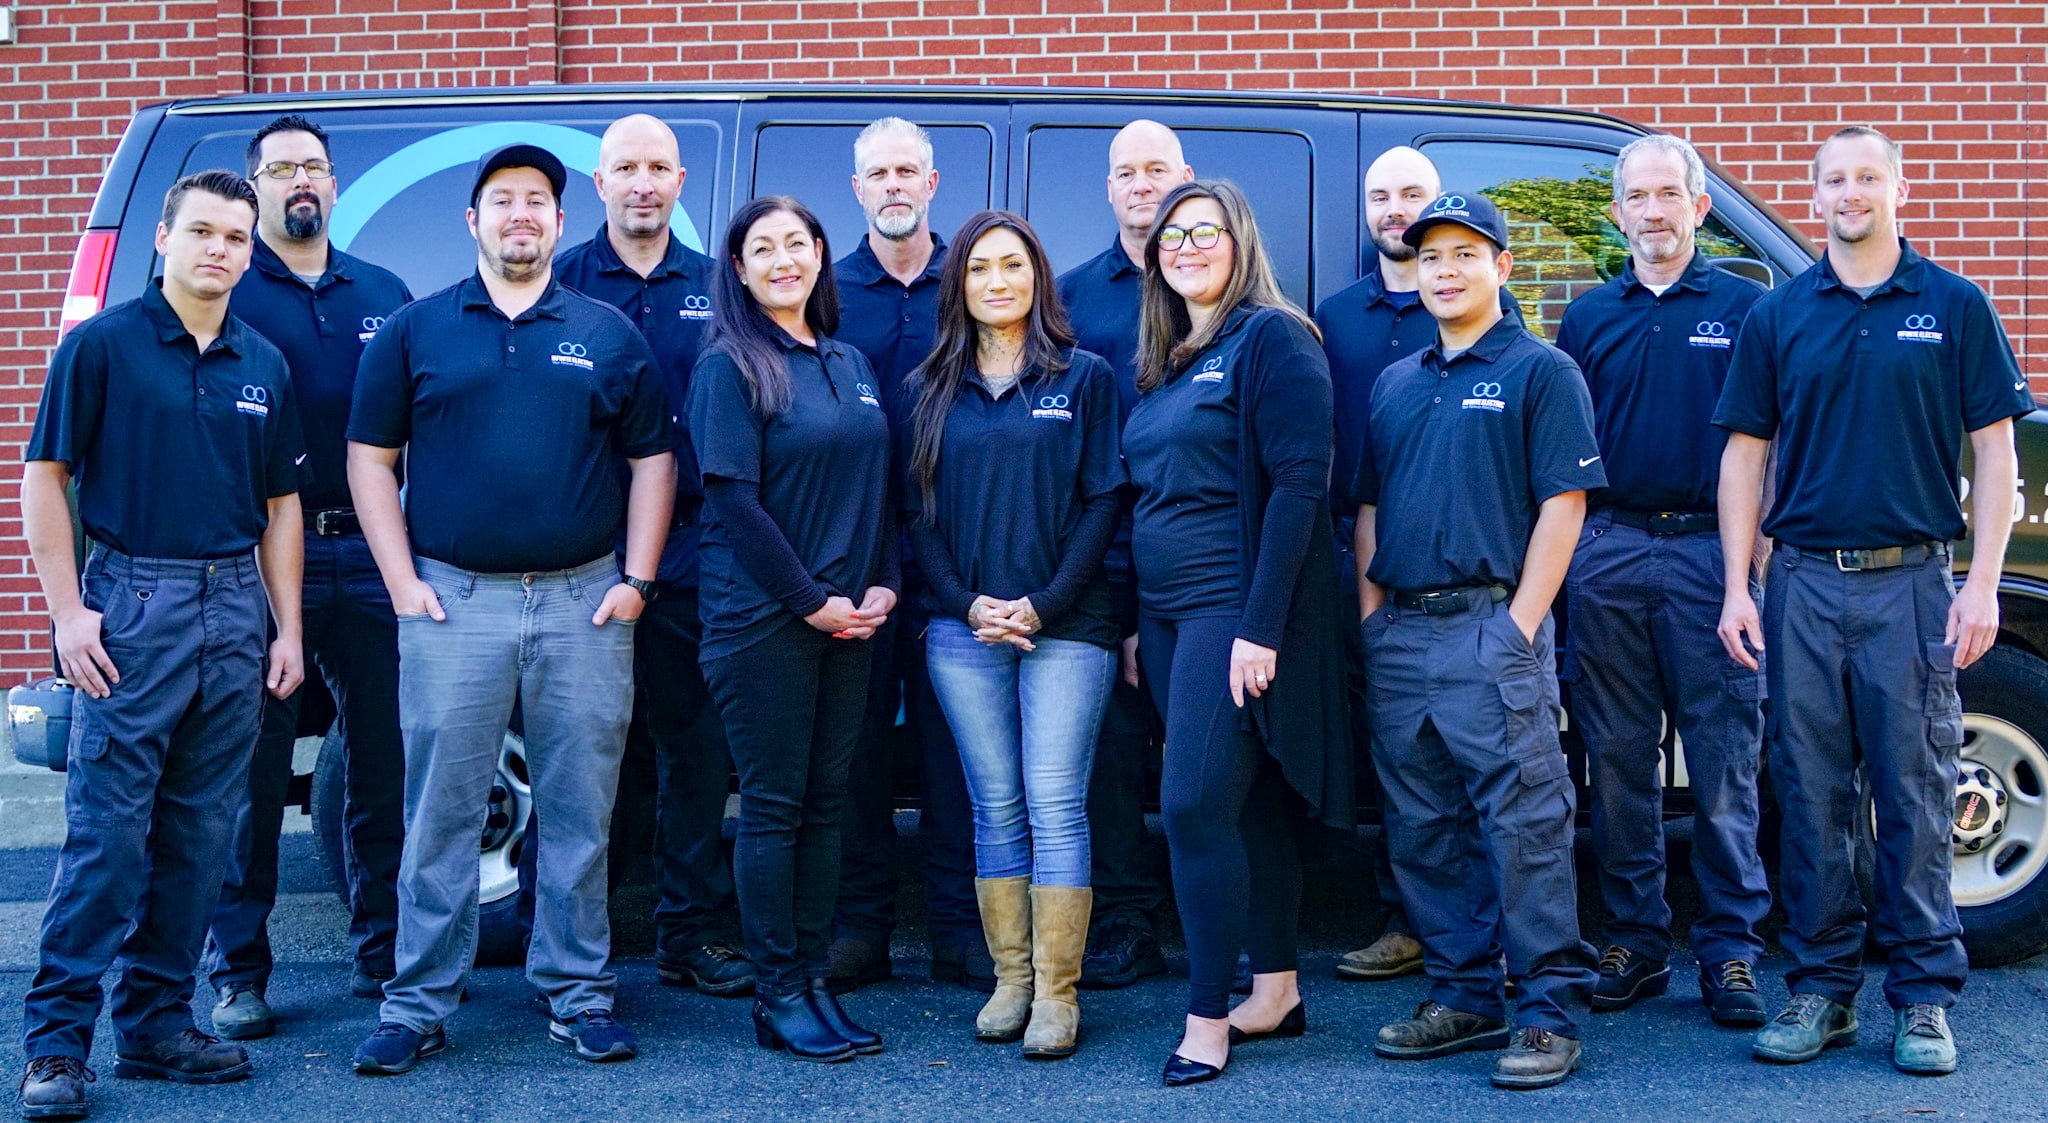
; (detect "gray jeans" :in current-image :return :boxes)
[380,555,634,1031]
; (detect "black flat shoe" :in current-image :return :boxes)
[1162,1052,1223,1087]
[806,978,884,1054]
[1227,1001,1306,1045]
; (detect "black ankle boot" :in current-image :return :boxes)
[753,990,856,1063]
[806,978,884,1054]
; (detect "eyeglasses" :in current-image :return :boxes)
[256,159,335,180]
[1157,222,1230,252]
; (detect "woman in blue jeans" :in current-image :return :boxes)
[904,210,1124,1059]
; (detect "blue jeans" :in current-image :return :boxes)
[925,617,1114,887]
[380,555,634,1032]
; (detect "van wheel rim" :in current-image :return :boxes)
[479,733,530,906]
[1952,715,2048,909]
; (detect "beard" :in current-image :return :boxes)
[615,204,668,239]
[486,229,551,281]
[1627,224,1686,264]
[282,193,324,240]
[1372,223,1415,262]
[1827,212,1878,244]
[871,200,923,240]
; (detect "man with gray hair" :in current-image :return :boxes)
[1553,132,1771,1027]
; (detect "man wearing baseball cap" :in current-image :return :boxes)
[1352,191,1603,1089]
[345,143,676,1074]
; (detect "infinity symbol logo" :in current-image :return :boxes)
[557,342,589,357]
[360,316,386,332]
[241,385,269,404]
[1435,195,1468,212]
[1471,381,1502,399]
[1694,321,1726,337]
[857,381,877,398]
[1201,356,1225,372]
[682,295,711,311]
[1905,314,1938,331]
[1039,394,1071,410]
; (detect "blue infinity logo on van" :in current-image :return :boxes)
[329,122,706,254]
[1898,313,1943,344]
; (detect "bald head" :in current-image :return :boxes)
[1364,145,1443,263]
[1106,119,1194,242]
[595,113,684,241]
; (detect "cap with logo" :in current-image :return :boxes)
[470,143,568,208]
[1402,191,1510,254]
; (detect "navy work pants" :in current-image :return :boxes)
[1084,668,1164,930]
[1766,544,1967,1009]
[1365,594,1596,1036]
[1566,514,1769,967]
[1337,530,1412,936]
[206,530,404,989]
[23,550,269,1060]
[633,588,738,954]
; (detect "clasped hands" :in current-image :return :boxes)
[968,595,1041,651]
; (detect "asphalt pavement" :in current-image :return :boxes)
[0,829,2042,1122]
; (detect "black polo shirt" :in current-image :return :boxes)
[1555,252,1764,513]
[689,333,895,660]
[1354,313,1606,591]
[833,232,947,412]
[1057,234,1145,419]
[347,273,672,574]
[1714,238,2033,550]
[27,281,307,559]
[231,236,412,512]
[904,349,1125,647]
[1315,266,1521,513]
[556,225,716,590]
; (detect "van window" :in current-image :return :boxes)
[1420,140,1766,341]
[749,124,993,265]
[1023,126,1313,303]
[173,117,723,297]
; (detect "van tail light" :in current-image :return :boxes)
[58,229,117,339]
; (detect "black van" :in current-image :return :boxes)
[44,83,2048,969]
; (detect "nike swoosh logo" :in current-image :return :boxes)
[295,454,308,465]
[2018,381,2030,392]
[1579,455,1601,467]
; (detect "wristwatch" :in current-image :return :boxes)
[622,575,659,603]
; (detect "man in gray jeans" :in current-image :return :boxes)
[343,144,677,1074]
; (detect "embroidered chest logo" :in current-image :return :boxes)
[1462,381,1506,412]
[1898,313,1943,344]
[1688,320,1732,349]
[678,294,712,322]
[856,380,882,408]
[1192,355,1227,384]
[552,341,595,371]
[1032,393,1074,422]
[358,315,386,344]
[236,384,270,417]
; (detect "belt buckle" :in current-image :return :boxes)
[1416,590,1464,616]
[1834,549,1866,572]
[314,510,333,536]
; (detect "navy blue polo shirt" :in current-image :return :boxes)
[1057,234,1145,419]
[556,224,716,589]
[230,236,412,512]
[1555,252,1764,513]
[904,349,1125,648]
[28,280,308,559]
[1714,238,2032,550]
[347,273,673,574]
[833,232,947,412]
[1315,267,1522,513]
[1354,313,1606,591]
[689,333,895,660]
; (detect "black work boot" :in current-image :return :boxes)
[1590,944,1670,1011]
[656,943,756,997]
[18,1056,92,1120]
[112,1028,251,1084]
[1700,960,1768,1027]
[1078,918,1166,990]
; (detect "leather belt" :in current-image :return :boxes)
[1390,584,1510,615]
[309,508,361,537]
[1783,541,1948,572]
[1606,508,1718,535]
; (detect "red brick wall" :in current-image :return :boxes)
[0,0,2043,678]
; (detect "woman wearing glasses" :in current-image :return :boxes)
[903,211,1123,1059]
[1124,180,1349,1086]
[689,196,898,1064]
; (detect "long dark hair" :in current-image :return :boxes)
[1136,178,1314,393]
[703,195,840,416]
[907,210,1076,520]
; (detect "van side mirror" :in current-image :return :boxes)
[1709,256,1774,289]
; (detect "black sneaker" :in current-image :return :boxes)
[825,937,893,995]
[549,1009,638,1062]
[930,941,997,994]
[1591,944,1670,1012]
[1700,960,1768,1027]
[112,1029,251,1085]
[18,1056,92,1121]
[1079,919,1167,990]
[657,944,756,997]
[352,1022,447,1076]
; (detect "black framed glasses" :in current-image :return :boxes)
[1157,222,1230,252]
[256,159,335,180]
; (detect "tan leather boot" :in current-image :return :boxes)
[974,876,1033,1042]
[1022,885,1091,1058]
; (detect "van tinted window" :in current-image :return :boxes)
[749,124,993,262]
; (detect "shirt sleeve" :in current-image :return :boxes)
[24,325,107,467]
[610,326,676,459]
[1713,295,1781,439]
[1239,313,1334,650]
[686,349,764,484]
[702,477,831,618]
[1525,351,1608,504]
[345,306,415,448]
[264,358,310,498]
[1956,283,2034,432]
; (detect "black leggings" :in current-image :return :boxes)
[1140,614,1303,1019]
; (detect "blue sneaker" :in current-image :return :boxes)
[549,1009,638,1062]
[352,1022,446,1075]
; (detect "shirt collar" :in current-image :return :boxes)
[141,278,245,354]
[1100,231,1143,281]
[585,223,700,285]
[844,231,948,289]
[457,271,569,321]
[1813,236,1926,297]
[250,234,348,287]
[1421,310,1524,367]
[1617,249,1715,296]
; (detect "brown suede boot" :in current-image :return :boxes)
[1022,885,1091,1059]
[974,876,1033,1042]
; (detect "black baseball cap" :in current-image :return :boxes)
[469,143,567,208]
[1402,191,1509,253]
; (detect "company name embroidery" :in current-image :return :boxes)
[552,341,595,370]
